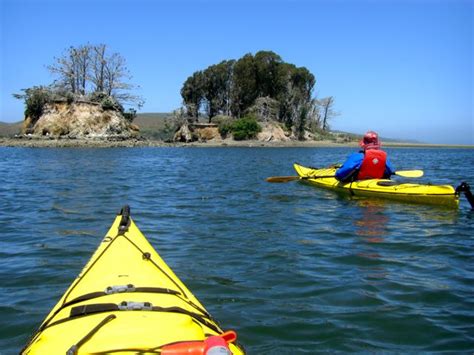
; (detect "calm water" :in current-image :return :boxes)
[1,147,473,354]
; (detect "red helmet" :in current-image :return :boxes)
[359,131,381,150]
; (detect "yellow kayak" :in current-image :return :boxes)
[294,163,460,208]
[22,206,244,354]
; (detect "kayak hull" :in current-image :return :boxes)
[294,163,459,208]
[22,207,244,354]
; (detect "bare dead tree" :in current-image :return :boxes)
[103,51,144,108]
[306,97,321,131]
[48,47,76,94]
[91,44,107,93]
[104,52,130,96]
[48,45,91,95]
[77,45,90,95]
[319,96,338,131]
[47,44,143,108]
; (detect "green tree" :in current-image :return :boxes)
[179,50,325,138]
[278,64,316,131]
[289,66,315,102]
[293,104,305,140]
[202,60,235,121]
[181,71,205,120]
[202,65,221,120]
[254,51,285,98]
[231,54,258,117]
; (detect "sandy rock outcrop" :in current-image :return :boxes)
[174,120,291,143]
[23,101,138,138]
[174,123,220,142]
[173,122,193,142]
[257,121,290,142]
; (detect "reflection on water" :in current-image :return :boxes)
[354,199,389,242]
[352,200,389,283]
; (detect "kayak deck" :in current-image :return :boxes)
[22,207,244,354]
[294,163,459,208]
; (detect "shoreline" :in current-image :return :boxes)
[0,137,472,149]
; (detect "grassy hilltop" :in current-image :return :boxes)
[133,113,174,140]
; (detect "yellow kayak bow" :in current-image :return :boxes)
[22,206,244,354]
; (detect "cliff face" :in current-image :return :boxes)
[23,101,139,138]
[173,121,290,143]
[257,122,290,142]
[173,100,289,143]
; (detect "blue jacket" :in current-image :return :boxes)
[335,151,395,182]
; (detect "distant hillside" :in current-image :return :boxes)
[134,112,176,140]
[134,113,171,128]
[0,121,22,137]
[331,130,422,144]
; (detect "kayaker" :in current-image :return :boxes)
[335,131,395,182]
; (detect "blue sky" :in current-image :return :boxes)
[1,0,472,144]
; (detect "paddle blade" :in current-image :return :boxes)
[394,170,424,178]
[266,176,301,183]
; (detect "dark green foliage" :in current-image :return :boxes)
[202,60,235,121]
[210,115,234,138]
[218,122,233,138]
[254,51,285,98]
[89,91,109,103]
[231,115,261,140]
[231,54,258,117]
[218,120,234,138]
[181,71,205,119]
[180,50,322,139]
[289,66,315,101]
[89,91,124,112]
[100,96,123,111]
[13,87,51,122]
[296,105,308,140]
[65,91,74,104]
[123,108,137,123]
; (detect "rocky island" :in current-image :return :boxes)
[23,100,139,139]
[2,47,354,147]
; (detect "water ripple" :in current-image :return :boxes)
[0,147,473,353]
